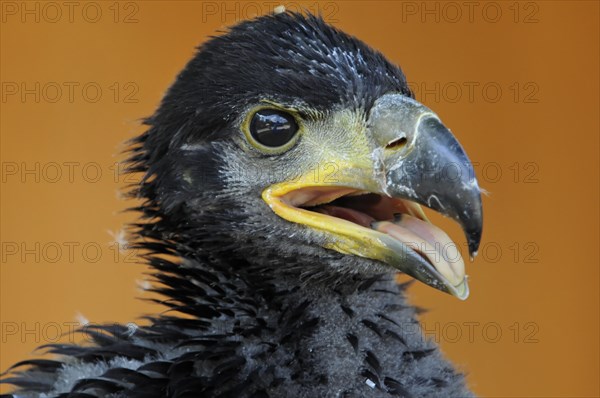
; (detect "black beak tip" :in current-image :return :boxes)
[464,205,483,259]
[468,229,482,258]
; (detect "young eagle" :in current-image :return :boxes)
[3,11,483,398]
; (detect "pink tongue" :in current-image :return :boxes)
[391,214,440,248]
[371,214,465,286]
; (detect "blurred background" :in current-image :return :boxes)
[1,1,598,396]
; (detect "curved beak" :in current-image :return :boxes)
[366,94,483,298]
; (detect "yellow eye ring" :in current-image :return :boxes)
[242,105,302,154]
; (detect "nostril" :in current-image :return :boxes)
[385,136,407,150]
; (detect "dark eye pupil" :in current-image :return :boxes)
[249,109,298,147]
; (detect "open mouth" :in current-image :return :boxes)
[263,185,469,299]
[259,94,482,300]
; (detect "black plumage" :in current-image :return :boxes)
[2,11,481,398]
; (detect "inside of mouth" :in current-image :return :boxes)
[312,193,413,227]
[281,186,466,286]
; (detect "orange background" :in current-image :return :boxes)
[1,1,598,396]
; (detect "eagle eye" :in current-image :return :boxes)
[249,109,299,149]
